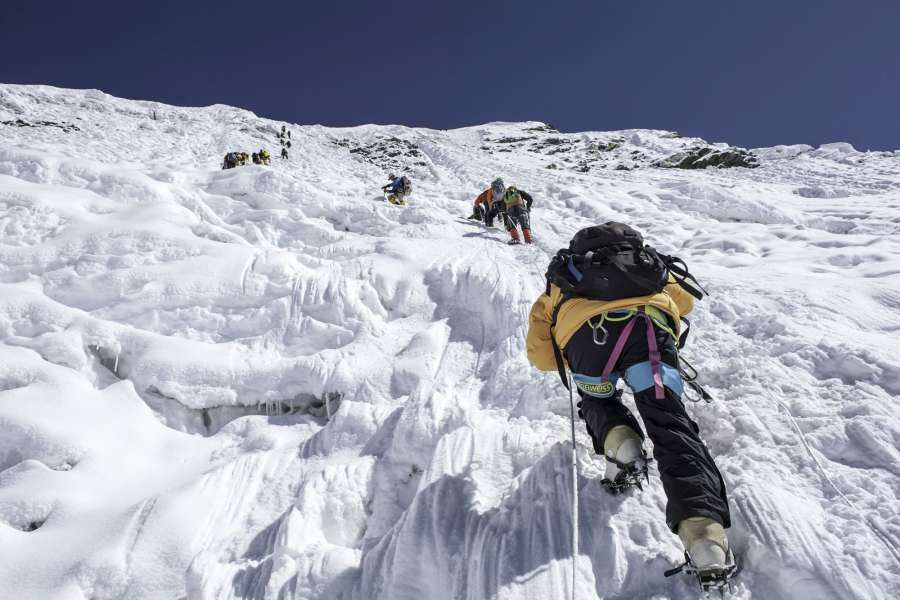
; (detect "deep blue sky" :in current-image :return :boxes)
[2,1,899,149]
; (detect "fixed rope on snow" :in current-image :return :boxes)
[567,372,579,600]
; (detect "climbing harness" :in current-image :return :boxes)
[590,307,666,400]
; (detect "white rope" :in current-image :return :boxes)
[567,373,579,600]
[772,396,900,567]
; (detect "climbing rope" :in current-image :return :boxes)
[772,395,900,567]
[567,372,579,600]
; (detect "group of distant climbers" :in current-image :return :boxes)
[221,125,292,169]
[277,125,291,160]
[222,150,271,169]
[469,177,534,245]
[379,174,535,245]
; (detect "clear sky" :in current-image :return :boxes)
[2,0,898,149]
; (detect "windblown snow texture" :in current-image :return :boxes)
[1,85,899,599]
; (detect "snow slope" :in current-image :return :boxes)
[1,84,899,600]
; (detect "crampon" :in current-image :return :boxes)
[664,549,739,597]
[600,456,650,494]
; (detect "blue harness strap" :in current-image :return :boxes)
[625,361,683,397]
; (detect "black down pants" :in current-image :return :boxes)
[505,204,530,231]
[564,315,731,531]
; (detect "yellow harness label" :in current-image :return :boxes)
[575,380,615,397]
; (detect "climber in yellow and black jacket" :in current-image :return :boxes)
[526,222,733,580]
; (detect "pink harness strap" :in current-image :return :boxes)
[599,307,666,400]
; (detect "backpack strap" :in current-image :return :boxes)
[677,316,691,350]
[663,255,707,300]
[549,298,570,389]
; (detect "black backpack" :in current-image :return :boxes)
[545,222,706,387]
[545,222,704,303]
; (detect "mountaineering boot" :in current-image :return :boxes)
[601,425,648,493]
[669,517,737,593]
[678,517,729,570]
[507,228,521,245]
[523,228,533,244]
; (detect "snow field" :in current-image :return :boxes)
[0,84,899,599]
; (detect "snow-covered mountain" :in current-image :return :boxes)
[1,84,898,600]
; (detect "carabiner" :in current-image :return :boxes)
[588,315,609,346]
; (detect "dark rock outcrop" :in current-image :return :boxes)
[657,146,759,169]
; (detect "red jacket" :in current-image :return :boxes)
[474,188,496,207]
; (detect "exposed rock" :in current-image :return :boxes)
[493,136,535,144]
[335,136,426,171]
[1,118,80,133]
[657,146,759,169]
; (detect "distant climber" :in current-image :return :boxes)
[382,173,411,205]
[287,130,291,139]
[468,178,505,226]
[286,140,292,148]
[252,152,261,165]
[499,186,532,244]
[281,147,288,160]
[259,149,271,166]
[527,222,734,592]
[222,151,245,169]
[491,186,533,231]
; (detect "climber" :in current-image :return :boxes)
[489,186,533,230]
[222,152,239,169]
[469,178,505,226]
[382,173,411,206]
[526,222,733,587]
[500,186,532,244]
